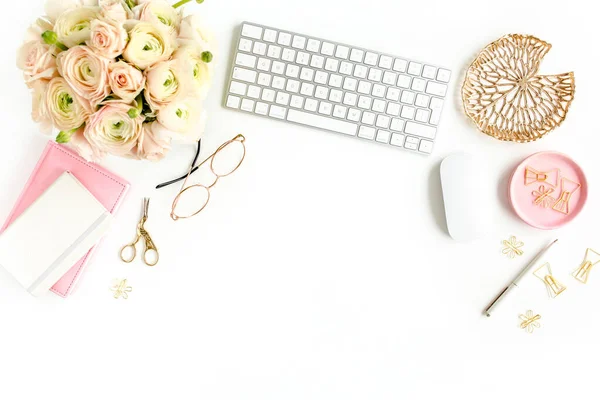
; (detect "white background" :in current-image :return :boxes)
[1,0,599,399]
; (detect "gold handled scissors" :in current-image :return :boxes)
[120,198,159,266]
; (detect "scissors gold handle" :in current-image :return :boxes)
[120,198,159,267]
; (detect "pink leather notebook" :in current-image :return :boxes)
[0,141,129,297]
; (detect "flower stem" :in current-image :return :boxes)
[56,127,78,143]
[172,0,203,9]
[124,0,136,10]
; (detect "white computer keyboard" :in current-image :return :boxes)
[224,22,452,155]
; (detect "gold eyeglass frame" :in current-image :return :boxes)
[171,134,246,221]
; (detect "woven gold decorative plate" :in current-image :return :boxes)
[462,34,575,143]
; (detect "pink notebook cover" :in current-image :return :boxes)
[0,141,130,297]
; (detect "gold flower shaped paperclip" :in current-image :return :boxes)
[573,248,600,284]
[532,185,556,208]
[111,279,132,300]
[519,310,541,333]
[502,236,524,259]
[533,263,566,298]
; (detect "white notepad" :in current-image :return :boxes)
[0,172,112,296]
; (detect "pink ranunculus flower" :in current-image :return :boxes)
[17,41,58,87]
[45,76,91,131]
[99,0,133,23]
[30,80,54,135]
[69,126,105,162]
[137,122,172,161]
[84,101,144,158]
[134,0,181,36]
[87,18,128,59]
[144,59,188,111]
[108,61,146,103]
[57,45,111,107]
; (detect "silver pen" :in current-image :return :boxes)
[485,239,559,317]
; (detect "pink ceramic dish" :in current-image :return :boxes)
[508,151,588,230]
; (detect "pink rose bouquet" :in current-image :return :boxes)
[17,0,214,161]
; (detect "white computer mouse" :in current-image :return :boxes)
[440,153,491,242]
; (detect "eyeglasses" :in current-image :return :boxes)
[168,134,246,221]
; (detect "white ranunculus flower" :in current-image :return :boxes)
[122,22,176,70]
[173,44,213,99]
[24,18,54,42]
[134,0,181,36]
[57,45,111,107]
[86,18,127,58]
[137,122,172,161]
[17,41,58,87]
[46,76,90,131]
[144,59,188,111]
[99,0,132,23]
[84,101,143,157]
[45,0,99,22]
[54,6,100,48]
[108,61,145,103]
[178,14,215,53]
[156,97,204,138]
[30,80,54,135]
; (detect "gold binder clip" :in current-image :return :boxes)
[533,263,566,298]
[573,248,600,284]
[501,235,524,259]
[552,177,581,215]
[532,185,556,208]
[519,310,541,334]
[524,167,560,188]
[111,279,132,299]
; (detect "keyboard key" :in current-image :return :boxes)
[257,58,271,71]
[379,55,393,69]
[255,101,269,115]
[357,81,372,95]
[372,84,386,98]
[386,88,401,102]
[429,97,444,125]
[436,69,451,83]
[415,109,430,123]
[304,98,318,112]
[292,35,306,49]
[226,95,240,109]
[232,67,257,83]
[252,42,267,56]
[364,52,378,66]
[267,45,282,58]
[235,53,256,68]
[241,24,262,39]
[239,38,252,52]
[362,111,376,125]
[300,67,315,81]
[296,52,310,65]
[401,91,415,104]
[358,126,376,140]
[310,55,325,69]
[411,78,426,92]
[287,109,358,136]
[314,71,328,84]
[358,96,372,109]
[407,62,422,76]
[276,91,290,105]
[286,79,300,93]
[376,130,391,143]
[247,85,261,98]
[263,29,277,43]
[419,139,434,154]
[390,118,405,132]
[261,89,275,102]
[382,71,397,85]
[343,92,358,106]
[368,68,383,82]
[285,64,300,78]
[339,61,354,75]
[271,61,285,74]
[315,86,329,99]
[241,98,254,112]
[321,42,335,56]
[272,76,286,90]
[372,99,386,113]
[277,32,292,46]
[269,105,287,119]
[307,39,321,52]
[333,105,347,118]
[257,73,272,86]
[404,136,419,150]
[386,103,401,116]
[397,75,411,88]
[347,108,361,122]
[290,95,304,108]
[401,106,415,119]
[282,48,296,62]
[426,81,448,97]
[422,65,437,79]
[393,58,407,72]
[405,121,437,139]
[390,133,405,147]
[415,94,430,108]
[318,101,333,115]
[343,77,358,92]
[335,45,350,59]
[229,81,247,95]
[376,114,390,128]
[329,74,343,88]
[329,89,343,103]
[353,65,368,79]
[325,58,339,72]
[350,49,364,62]
[300,82,315,96]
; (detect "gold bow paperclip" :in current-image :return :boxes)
[120,198,159,266]
[111,279,132,299]
[502,235,524,259]
[524,166,560,188]
[519,310,541,333]
[532,185,556,208]
[533,263,566,298]
[573,248,600,284]
[552,177,581,215]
